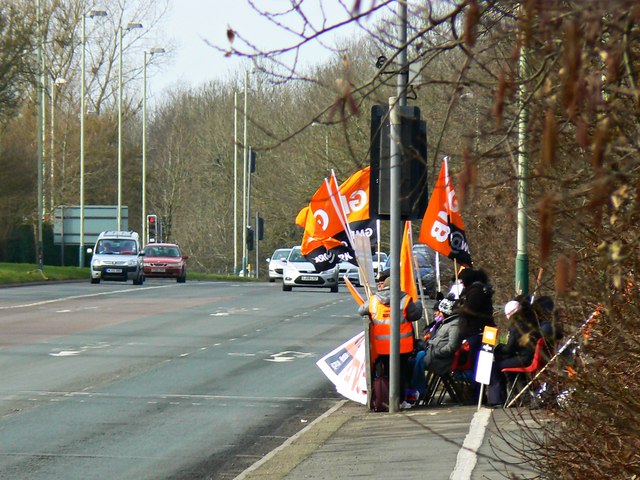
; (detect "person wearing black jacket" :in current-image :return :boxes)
[487,297,542,407]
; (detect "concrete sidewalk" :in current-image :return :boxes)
[236,401,539,480]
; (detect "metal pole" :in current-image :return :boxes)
[234,92,238,274]
[247,147,253,274]
[142,50,147,245]
[117,26,123,231]
[325,132,329,170]
[242,70,248,275]
[79,12,86,267]
[255,211,259,279]
[50,79,56,216]
[388,1,408,413]
[36,0,44,270]
[515,45,529,295]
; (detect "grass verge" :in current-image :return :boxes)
[0,262,259,285]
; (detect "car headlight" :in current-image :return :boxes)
[127,259,138,267]
[92,259,103,267]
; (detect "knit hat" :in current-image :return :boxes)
[438,296,458,317]
[460,281,494,318]
[377,268,390,282]
[504,300,521,319]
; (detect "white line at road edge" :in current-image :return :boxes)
[450,407,492,480]
[0,284,174,310]
[233,399,348,480]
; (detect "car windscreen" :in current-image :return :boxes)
[97,239,137,254]
[287,249,305,262]
[273,249,290,260]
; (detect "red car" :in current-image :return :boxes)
[143,243,188,283]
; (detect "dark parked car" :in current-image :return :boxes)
[382,243,438,298]
[143,243,188,283]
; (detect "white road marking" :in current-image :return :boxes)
[449,407,492,480]
[0,284,175,310]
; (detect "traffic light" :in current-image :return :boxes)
[369,104,428,220]
[147,214,157,243]
[257,217,264,240]
[249,150,257,173]
[246,226,254,251]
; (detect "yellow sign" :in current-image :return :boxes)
[481,326,498,346]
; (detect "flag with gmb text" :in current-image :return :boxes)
[296,167,375,271]
[418,157,472,266]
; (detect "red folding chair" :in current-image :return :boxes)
[501,337,547,406]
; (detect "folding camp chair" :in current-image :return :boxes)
[502,337,547,406]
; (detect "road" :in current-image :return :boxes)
[0,280,362,479]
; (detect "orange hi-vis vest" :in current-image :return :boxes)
[370,294,415,355]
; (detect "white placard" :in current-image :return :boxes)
[475,349,494,385]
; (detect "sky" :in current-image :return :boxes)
[152,1,378,94]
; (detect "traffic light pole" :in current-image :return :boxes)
[388,1,408,414]
[255,211,259,279]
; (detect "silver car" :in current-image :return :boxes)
[282,246,339,292]
[338,261,360,286]
[266,248,292,282]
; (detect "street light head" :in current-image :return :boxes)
[54,77,67,86]
[88,9,107,18]
[126,22,143,30]
[149,47,165,55]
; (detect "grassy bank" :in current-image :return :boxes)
[0,262,259,285]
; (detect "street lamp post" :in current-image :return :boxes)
[80,8,107,267]
[50,77,66,215]
[142,47,165,246]
[242,70,248,275]
[118,22,143,231]
[311,122,330,171]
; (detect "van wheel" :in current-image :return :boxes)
[268,277,275,283]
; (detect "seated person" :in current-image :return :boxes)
[487,297,542,407]
[410,295,462,395]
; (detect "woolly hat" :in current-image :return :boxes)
[460,281,494,318]
[504,300,521,319]
[438,296,458,317]
[377,268,390,282]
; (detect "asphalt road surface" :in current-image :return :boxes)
[0,280,362,479]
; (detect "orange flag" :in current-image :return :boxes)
[418,157,472,266]
[306,175,347,240]
[335,166,371,225]
[400,221,419,302]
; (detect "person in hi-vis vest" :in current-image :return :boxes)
[359,273,422,406]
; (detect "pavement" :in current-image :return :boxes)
[235,399,540,480]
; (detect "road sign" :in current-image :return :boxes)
[53,205,128,245]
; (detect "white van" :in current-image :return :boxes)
[87,231,144,285]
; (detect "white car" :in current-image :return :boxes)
[338,261,360,285]
[372,252,388,277]
[266,248,291,282]
[88,231,144,285]
[282,246,339,292]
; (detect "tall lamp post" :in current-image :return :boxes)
[117,21,143,231]
[50,77,66,215]
[80,8,107,267]
[242,70,248,275]
[142,47,165,245]
[311,122,330,171]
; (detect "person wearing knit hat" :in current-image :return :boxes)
[504,300,521,319]
[487,298,542,407]
[358,268,423,409]
[410,294,463,396]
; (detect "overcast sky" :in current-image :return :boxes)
[153,0,362,93]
